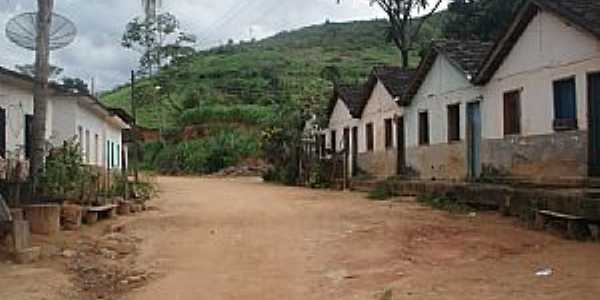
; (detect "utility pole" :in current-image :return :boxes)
[131,70,139,183]
[31,0,54,197]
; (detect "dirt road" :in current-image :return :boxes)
[2,176,600,299]
[124,177,600,300]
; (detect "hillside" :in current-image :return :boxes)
[102,17,442,129]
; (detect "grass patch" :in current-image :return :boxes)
[416,194,473,214]
[367,180,399,201]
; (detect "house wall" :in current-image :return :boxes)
[357,81,402,178]
[404,55,482,180]
[481,10,600,180]
[327,98,358,174]
[0,81,33,157]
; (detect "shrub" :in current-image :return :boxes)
[179,105,274,126]
[416,195,472,214]
[144,130,260,175]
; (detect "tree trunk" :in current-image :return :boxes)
[401,48,410,69]
[31,0,54,194]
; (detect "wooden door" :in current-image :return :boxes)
[396,116,406,175]
[351,126,358,177]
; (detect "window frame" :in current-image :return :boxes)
[384,118,393,149]
[503,89,522,136]
[447,104,461,143]
[552,76,578,131]
[366,122,374,152]
[418,111,430,146]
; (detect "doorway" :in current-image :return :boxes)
[467,102,482,179]
[588,73,600,176]
[396,116,406,175]
[351,126,358,177]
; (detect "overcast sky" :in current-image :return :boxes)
[0,0,448,91]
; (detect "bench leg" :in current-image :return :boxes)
[567,220,588,240]
[534,212,546,230]
[84,212,98,225]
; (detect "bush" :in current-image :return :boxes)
[416,195,472,214]
[179,105,274,126]
[143,130,260,175]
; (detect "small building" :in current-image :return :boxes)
[0,66,130,172]
[401,40,492,180]
[357,67,414,178]
[325,84,364,176]
[473,0,600,183]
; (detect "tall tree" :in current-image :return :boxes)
[443,0,526,41]
[31,0,53,189]
[336,0,443,68]
[61,77,90,94]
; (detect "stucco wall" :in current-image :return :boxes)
[404,55,481,180]
[326,98,358,174]
[0,81,33,157]
[356,150,397,178]
[482,11,600,139]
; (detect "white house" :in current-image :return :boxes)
[325,84,364,176]
[0,66,130,171]
[401,40,492,180]
[473,0,600,182]
[358,67,414,178]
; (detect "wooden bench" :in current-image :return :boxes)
[535,209,587,240]
[83,204,118,224]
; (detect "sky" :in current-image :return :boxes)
[0,0,448,92]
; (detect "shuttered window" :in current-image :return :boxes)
[366,123,374,152]
[419,111,430,145]
[447,104,460,142]
[384,118,393,149]
[503,91,521,135]
[553,77,578,130]
[331,130,337,153]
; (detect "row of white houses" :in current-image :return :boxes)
[321,0,600,184]
[0,66,130,172]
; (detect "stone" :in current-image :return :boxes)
[131,204,142,213]
[61,205,83,231]
[24,204,61,235]
[14,246,41,264]
[62,249,77,258]
[105,223,126,234]
[84,212,99,225]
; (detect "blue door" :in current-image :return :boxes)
[589,73,600,176]
[467,102,482,179]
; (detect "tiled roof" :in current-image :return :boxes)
[401,39,492,105]
[327,84,365,119]
[432,40,494,77]
[476,0,600,84]
[371,66,416,98]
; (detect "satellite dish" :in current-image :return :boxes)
[5,12,77,51]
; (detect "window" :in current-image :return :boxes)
[343,128,350,151]
[0,108,6,158]
[85,130,90,163]
[319,134,326,156]
[366,123,374,151]
[419,111,430,145]
[447,104,460,142]
[384,118,393,149]
[330,130,337,153]
[95,134,99,165]
[78,126,84,156]
[553,77,577,130]
[116,144,120,169]
[504,90,521,135]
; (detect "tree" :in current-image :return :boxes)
[336,0,443,68]
[61,77,90,94]
[15,64,63,79]
[122,12,196,75]
[31,0,53,190]
[443,0,526,41]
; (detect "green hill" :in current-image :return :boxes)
[102,17,442,129]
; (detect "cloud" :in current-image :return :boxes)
[0,0,446,91]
